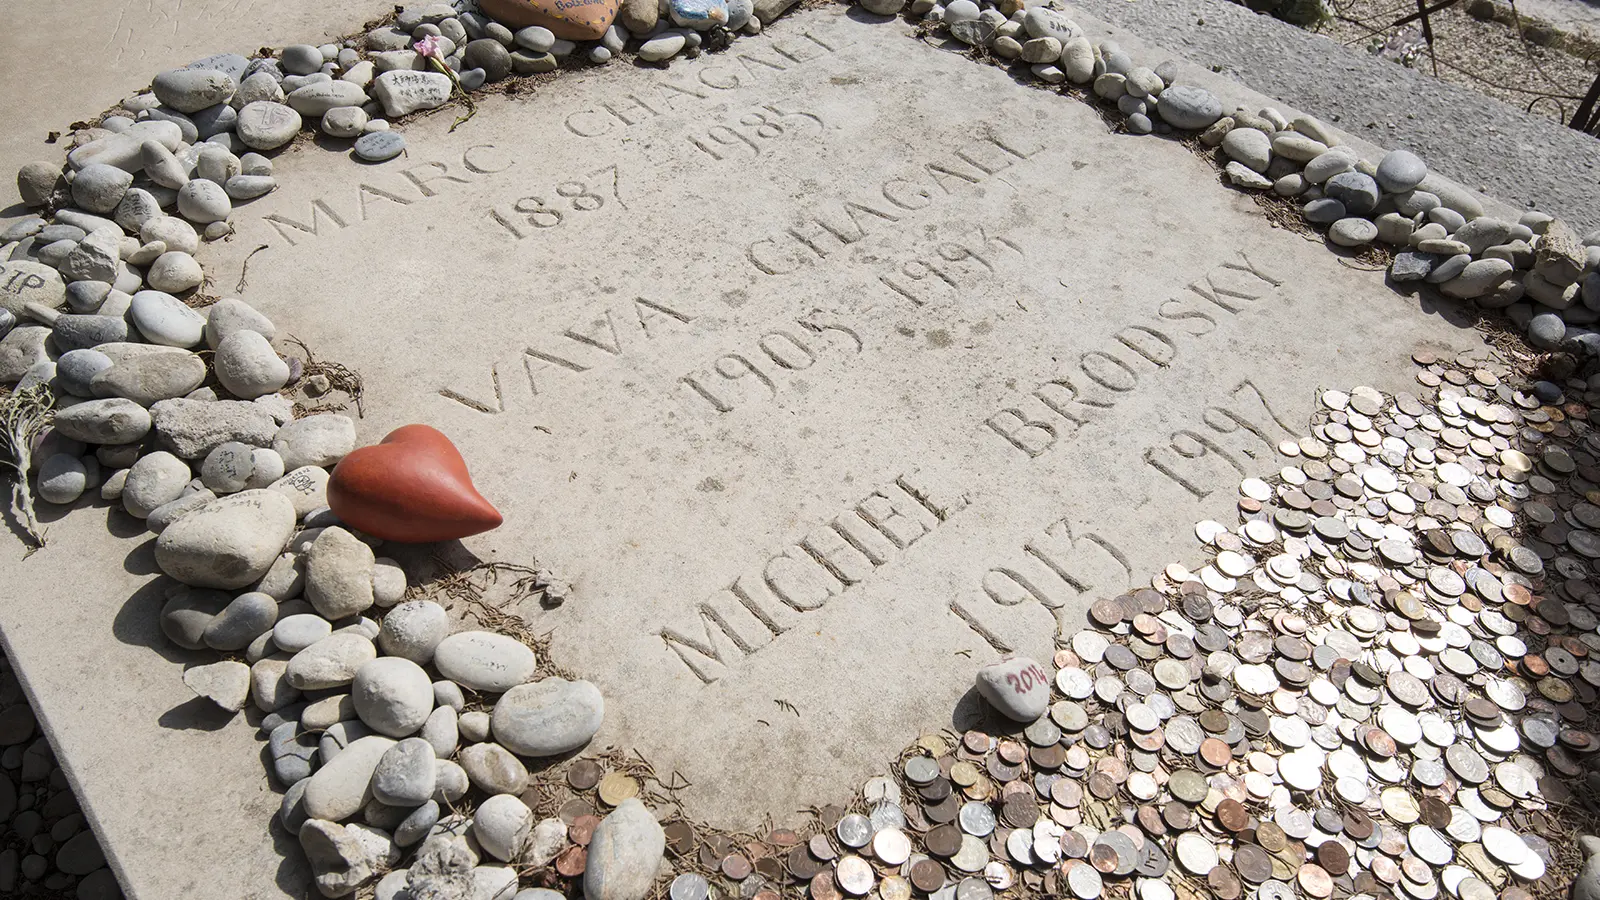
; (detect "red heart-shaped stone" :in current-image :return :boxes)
[480,0,621,40]
[327,424,503,543]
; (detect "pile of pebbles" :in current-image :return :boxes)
[851,0,1600,353]
[0,652,120,900]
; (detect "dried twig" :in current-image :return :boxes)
[283,335,366,417]
[0,384,56,552]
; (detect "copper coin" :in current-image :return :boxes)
[1299,863,1333,898]
[570,815,601,846]
[665,822,696,856]
[1200,738,1232,767]
[566,759,604,790]
[963,731,991,753]
[1317,842,1349,876]
[555,846,587,877]
[811,870,841,900]
[756,857,784,881]
[724,854,753,880]
[926,824,963,857]
[1031,744,1065,770]
[1342,811,1374,840]
[769,829,800,847]
[789,845,827,880]
[1209,866,1243,900]
[910,859,946,893]
[1091,843,1119,874]
[1002,795,1039,828]
[1162,803,1192,831]
[1419,798,1452,829]
[998,741,1027,765]
[1217,799,1250,832]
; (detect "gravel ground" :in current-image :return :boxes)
[0,649,120,900]
[1072,0,1600,232]
[1319,0,1599,128]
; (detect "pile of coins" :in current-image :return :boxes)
[541,348,1600,900]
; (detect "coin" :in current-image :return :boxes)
[874,828,911,866]
[672,873,711,900]
[597,773,639,806]
[555,845,587,877]
[911,859,946,892]
[836,856,873,896]
[724,853,753,880]
[836,814,872,848]
[568,759,604,790]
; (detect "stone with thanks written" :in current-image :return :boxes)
[126,5,1480,832]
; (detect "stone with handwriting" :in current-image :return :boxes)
[975,656,1050,722]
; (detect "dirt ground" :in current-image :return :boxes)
[1313,0,1600,129]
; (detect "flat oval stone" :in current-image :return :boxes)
[352,656,435,738]
[353,131,405,162]
[491,678,604,757]
[154,490,297,588]
[287,633,378,690]
[303,734,395,821]
[433,631,538,693]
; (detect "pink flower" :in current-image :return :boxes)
[414,34,446,59]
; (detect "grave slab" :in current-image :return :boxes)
[0,4,1489,899]
[207,5,1486,826]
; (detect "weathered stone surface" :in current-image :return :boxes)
[491,678,604,757]
[154,490,298,588]
[433,632,537,693]
[585,799,665,900]
[150,398,279,458]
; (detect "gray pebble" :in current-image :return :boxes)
[1329,217,1378,248]
[1324,171,1380,216]
[354,131,406,163]
[36,455,87,505]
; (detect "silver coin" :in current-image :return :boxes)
[671,873,710,900]
[1408,825,1453,865]
[904,757,940,785]
[870,803,907,833]
[837,813,873,848]
[956,877,994,900]
[958,802,996,837]
[1067,863,1102,899]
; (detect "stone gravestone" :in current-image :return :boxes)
[196,6,1478,830]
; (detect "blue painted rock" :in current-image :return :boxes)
[669,0,729,29]
[480,0,620,41]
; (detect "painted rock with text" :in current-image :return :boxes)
[974,656,1050,722]
[480,0,621,40]
[327,424,502,543]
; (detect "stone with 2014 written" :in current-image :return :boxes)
[974,656,1050,722]
[480,0,622,41]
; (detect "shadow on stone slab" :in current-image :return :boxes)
[121,536,160,577]
[111,576,195,664]
[845,6,897,22]
[157,695,237,732]
[269,800,315,896]
[33,492,98,526]
[104,505,148,541]
[0,201,31,221]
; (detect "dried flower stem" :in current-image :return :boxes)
[0,384,57,551]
